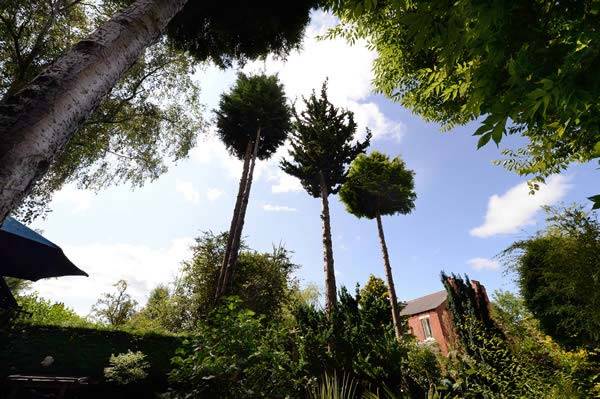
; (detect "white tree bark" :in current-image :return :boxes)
[0,0,188,223]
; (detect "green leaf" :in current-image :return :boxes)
[473,122,491,137]
[491,119,505,146]
[588,195,600,210]
[477,133,492,149]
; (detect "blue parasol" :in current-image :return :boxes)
[0,217,87,281]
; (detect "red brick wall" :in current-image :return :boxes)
[406,302,453,355]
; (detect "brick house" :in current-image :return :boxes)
[400,280,489,355]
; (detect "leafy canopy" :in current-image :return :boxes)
[137,232,299,332]
[502,205,600,350]
[340,151,416,219]
[15,293,93,328]
[90,280,138,327]
[328,0,600,189]
[281,81,371,197]
[1,0,202,221]
[169,298,301,398]
[166,0,317,67]
[215,73,291,160]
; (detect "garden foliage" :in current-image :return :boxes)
[104,350,150,385]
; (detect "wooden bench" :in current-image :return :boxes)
[5,375,90,399]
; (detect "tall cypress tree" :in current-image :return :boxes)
[214,73,291,299]
[281,82,371,315]
[339,151,416,339]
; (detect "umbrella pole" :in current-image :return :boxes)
[0,276,18,310]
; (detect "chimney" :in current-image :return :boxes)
[470,280,490,311]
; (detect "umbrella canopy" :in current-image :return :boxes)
[0,217,87,281]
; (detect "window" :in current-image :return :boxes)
[420,317,433,339]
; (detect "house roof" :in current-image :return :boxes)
[400,290,447,316]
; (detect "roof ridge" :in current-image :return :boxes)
[400,290,448,316]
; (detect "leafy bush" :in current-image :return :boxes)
[502,205,600,350]
[294,285,432,397]
[169,297,302,398]
[16,293,93,328]
[157,232,299,332]
[309,372,358,399]
[492,290,600,397]
[104,350,150,385]
[437,273,597,398]
[0,324,182,390]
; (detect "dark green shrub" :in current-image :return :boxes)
[294,286,433,397]
[104,350,150,385]
[440,273,549,397]
[0,324,183,390]
[168,297,302,398]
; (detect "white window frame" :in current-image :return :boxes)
[419,315,433,339]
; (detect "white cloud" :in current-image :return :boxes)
[206,187,224,201]
[190,132,269,181]
[263,203,297,212]
[349,101,405,142]
[190,133,243,179]
[244,13,375,105]
[470,175,572,238]
[52,185,93,213]
[175,179,200,204]
[243,13,405,143]
[468,257,499,271]
[32,237,194,315]
[268,170,303,193]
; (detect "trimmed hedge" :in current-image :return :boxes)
[0,324,184,389]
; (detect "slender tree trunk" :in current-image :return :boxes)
[219,128,261,297]
[376,211,402,340]
[215,141,253,300]
[0,0,188,223]
[319,171,337,316]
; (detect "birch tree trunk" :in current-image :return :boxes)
[215,141,253,300]
[319,171,337,316]
[0,0,188,223]
[376,211,403,340]
[219,128,261,297]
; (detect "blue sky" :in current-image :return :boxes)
[29,12,598,315]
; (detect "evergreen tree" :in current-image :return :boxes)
[214,73,291,299]
[339,151,415,339]
[281,81,371,314]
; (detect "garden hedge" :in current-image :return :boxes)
[0,323,185,388]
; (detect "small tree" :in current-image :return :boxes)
[104,350,150,385]
[214,73,291,299]
[281,81,371,315]
[91,280,137,326]
[501,205,600,349]
[166,231,298,331]
[339,151,415,339]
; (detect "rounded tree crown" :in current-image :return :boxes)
[166,0,317,67]
[215,73,291,160]
[339,151,416,219]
